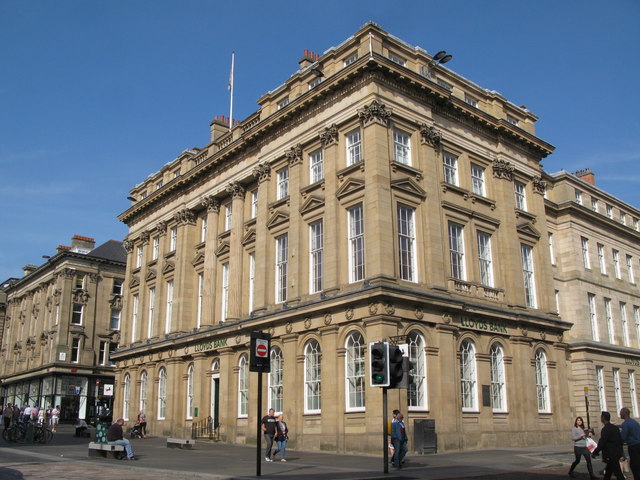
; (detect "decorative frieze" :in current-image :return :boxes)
[319,124,338,147]
[110,295,123,310]
[420,123,442,146]
[358,100,391,127]
[492,159,514,181]
[72,289,90,305]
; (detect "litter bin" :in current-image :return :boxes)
[413,419,436,454]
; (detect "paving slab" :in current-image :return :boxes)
[0,425,606,480]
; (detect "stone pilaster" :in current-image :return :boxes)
[226,182,245,320]
[201,195,220,326]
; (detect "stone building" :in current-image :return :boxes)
[114,23,571,453]
[0,235,126,422]
[545,169,640,427]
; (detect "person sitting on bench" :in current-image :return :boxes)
[107,418,137,460]
[74,418,88,437]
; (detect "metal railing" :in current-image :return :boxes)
[191,416,220,441]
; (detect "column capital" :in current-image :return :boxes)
[319,124,339,147]
[226,181,246,199]
[202,195,220,213]
[358,99,391,127]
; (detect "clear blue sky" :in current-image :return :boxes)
[1,0,639,281]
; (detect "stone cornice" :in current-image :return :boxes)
[118,55,554,225]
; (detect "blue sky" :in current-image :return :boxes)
[1,0,638,281]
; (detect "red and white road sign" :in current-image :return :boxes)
[256,339,269,358]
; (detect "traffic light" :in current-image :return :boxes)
[398,357,416,389]
[369,342,389,387]
[388,345,404,388]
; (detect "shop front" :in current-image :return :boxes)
[0,373,115,423]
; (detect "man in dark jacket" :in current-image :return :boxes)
[593,411,624,480]
[107,418,137,460]
[391,413,408,468]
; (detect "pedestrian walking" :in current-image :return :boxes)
[37,407,45,425]
[391,413,408,468]
[568,416,596,479]
[2,403,12,430]
[272,414,289,462]
[261,408,277,462]
[50,405,60,432]
[592,411,625,480]
[137,411,147,438]
[388,409,400,462]
[620,407,640,480]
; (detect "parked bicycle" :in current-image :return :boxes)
[2,421,53,444]
[2,422,26,443]
[33,424,53,444]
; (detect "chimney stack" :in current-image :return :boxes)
[210,116,231,143]
[56,245,71,254]
[574,168,595,186]
[22,264,37,277]
[299,49,320,70]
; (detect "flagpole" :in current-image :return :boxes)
[229,51,235,131]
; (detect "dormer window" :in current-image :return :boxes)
[343,53,358,67]
[278,97,289,110]
[464,94,478,108]
[437,79,453,91]
[308,77,322,89]
[506,115,519,126]
[388,52,406,66]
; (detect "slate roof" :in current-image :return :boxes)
[89,240,127,263]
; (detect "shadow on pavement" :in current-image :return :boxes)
[0,467,25,479]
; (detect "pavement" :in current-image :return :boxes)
[0,424,617,480]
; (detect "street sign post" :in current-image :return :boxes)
[250,332,271,476]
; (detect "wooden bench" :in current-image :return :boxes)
[88,442,126,459]
[166,437,195,449]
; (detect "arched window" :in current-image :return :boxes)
[490,343,507,412]
[139,371,148,413]
[345,332,365,411]
[238,354,248,417]
[123,374,131,421]
[269,347,283,413]
[211,358,220,372]
[186,364,194,419]
[158,368,167,419]
[535,349,550,412]
[460,339,478,411]
[408,331,427,410]
[304,339,322,414]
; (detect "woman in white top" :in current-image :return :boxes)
[50,405,60,432]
